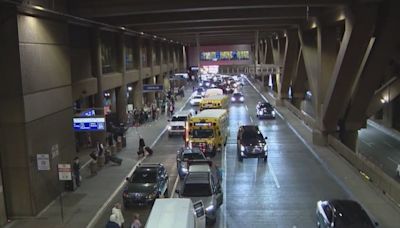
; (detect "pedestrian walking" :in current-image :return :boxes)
[130,213,142,228]
[137,136,146,156]
[112,203,125,228]
[106,213,120,228]
[72,157,81,187]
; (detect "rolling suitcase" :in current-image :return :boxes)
[109,155,122,165]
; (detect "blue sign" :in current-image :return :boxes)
[73,117,106,131]
[143,84,164,93]
[80,109,96,117]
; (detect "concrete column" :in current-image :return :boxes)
[92,28,104,109]
[254,31,259,65]
[0,12,75,217]
[322,4,378,132]
[147,41,155,103]
[340,130,358,152]
[196,34,200,67]
[135,39,144,108]
[116,34,127,123]
[280,29,299,100]
[383,102,394,128]
[91,28,107,143]
[291,50,307,110]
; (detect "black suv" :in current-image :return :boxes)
[237,125,268,162]
[256,102,276,119]
[122,163,169,207]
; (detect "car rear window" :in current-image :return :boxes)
[131,171,157,183]
[183,153,205,160]
[172,116,187,121]
[182,183,212,197]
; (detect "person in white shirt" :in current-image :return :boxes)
[112,203,125,227]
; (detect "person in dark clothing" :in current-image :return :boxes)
[107,133,114,147]
[137,137,146,156]
[73,157,80,187]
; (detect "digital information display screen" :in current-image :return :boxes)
[73,117,106,131]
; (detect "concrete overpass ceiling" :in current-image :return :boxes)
[68,0,351,45]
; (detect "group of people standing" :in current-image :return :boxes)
[106,203,142,228]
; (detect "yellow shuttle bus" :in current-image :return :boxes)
[199,95,229,111]
[188,109,228,157]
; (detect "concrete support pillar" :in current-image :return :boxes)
[196,34,200,67]
[92,28,104,109]
[382,102,394,128]
[291,49,307,110]
[136,39,144,108]
[340,130,358,152]
[281,29,299,100]
[117,34,127,123]
[133,81,142,108]
[91,28,106,143]
[322,4,378,132]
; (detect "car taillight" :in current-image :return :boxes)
[123,192,128,197]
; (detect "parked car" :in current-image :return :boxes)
[237,125,268,162]
[122,163,169,208]
[231,92,244,103]
[176,147,207,179]
[176,160,223,224]
[316,199,377,228]
[256,102,276,119]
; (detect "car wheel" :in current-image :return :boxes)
[264,156,268,162]
[164,188,169,198]
[238,155,243,162]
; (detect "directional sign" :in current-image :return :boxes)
[80,109,96,117]
[143,84,164,92]
[73,117,106,131]
[58,164,72,181]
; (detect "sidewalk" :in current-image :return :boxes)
[6,86,193,228]
[247,76,400,227]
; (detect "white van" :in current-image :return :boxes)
[168,110,192,136]
[146,198,205,228]
[204,88,223,98]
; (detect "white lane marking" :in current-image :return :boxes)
[87,96,192,228]
[387,157,398,165]
[269,163,280,189]
[170,175,180,198]
[81,159,92,169]
[383,141,395,149]
[359,138,373,147]
[222,146,227,228]
[250,116,253,123]
[246,76,361,211]
[245,105,248,111]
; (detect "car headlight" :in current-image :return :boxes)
[190,100,195,104]
[239,97,244,101]
[199,83,203,86]
[240,145,245,151]
[146,192,157,199]
[181,167,188,173]
[206,205,215,212]
[168,126,172,130]
[264,144,268,152]
[272,111,276,116]
[231,97,235,101]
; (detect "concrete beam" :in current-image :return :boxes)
[322,3,378,132]
[291,48,308,109]
[72,0,346,18]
